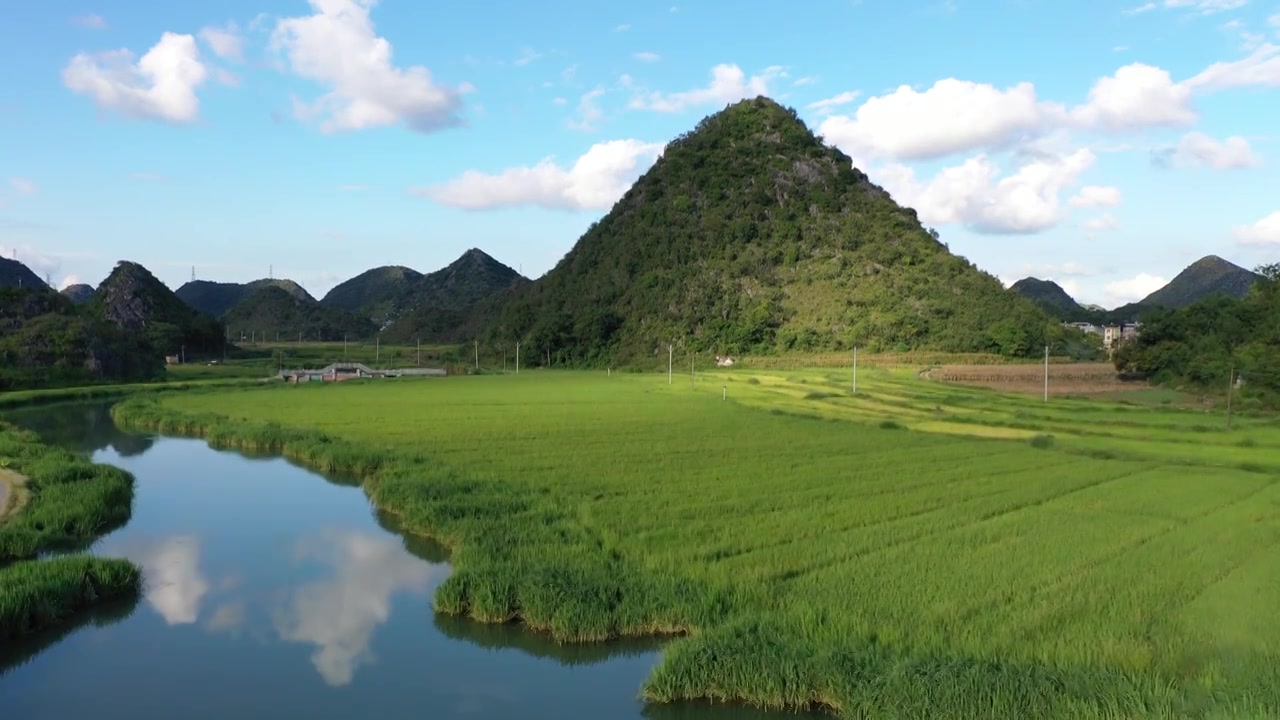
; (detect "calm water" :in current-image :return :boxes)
[0,403,785,720]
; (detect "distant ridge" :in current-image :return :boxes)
[59,283,96,305]
[381,249,529,342]
[321,265,424,324]
[0,257,47,290]
[1139,255,1258,308]
[177,278,315,318]
[90,261,224,356]
[224,285,375,341]
[1010,278,1083,320]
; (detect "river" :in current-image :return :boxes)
[0,403,787,720]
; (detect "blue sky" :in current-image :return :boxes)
[1,0,1278,308]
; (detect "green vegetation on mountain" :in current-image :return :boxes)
[1114,263,1279,405]
[0,287,161,390]
[482,98,1067,364]
[176,278,315,318]
[58,283,95,305]
[380,249,528,343]
[320,265,423,324]
[0,257,46,290]
[1140,255,1258,309]
[87,261,224,358]
[1009,278,1083,319]
[223,285,375,342]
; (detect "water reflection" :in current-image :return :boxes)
[1,402,154,457]
[0,596,140,675]
[272,529,441,686]
[115,534,211,625]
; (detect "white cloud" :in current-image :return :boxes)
[819,79,1054,161]
[634,51,661,63]
[804,90,861,114]
[274,531,436,687]
[58,274,81,290]
[1105,273,1168,305]
[614,23,631,32]
[513,47,543,66]
[1170,131,1261,168]
[271,0,466,133]
[132,535,209,625]
[63,32,208,123]
[1084,213,1121,236]
[1070,63,1196,130]
[1069,185,1123,207]
[1271,13,1280,27]
[1124,2,1157,13]
[567,87,606,131]
[199,23,245,61]
[8,177,37,196]
[628,64,782,112]
[417,138,664,211]
[1234,210,1280,244]
[875,148,1096,234]
[552,96,567,105]
[1020,262,1100,278]
[1185,43,1280,89]
[71,14,107,29]
[793,76,818,86]
[1180,0,1247,14]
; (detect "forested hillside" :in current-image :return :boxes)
[483,97,1065,364]
[224,286,375,341]
[88,261,224,358]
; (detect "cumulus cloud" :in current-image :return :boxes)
[633,51,661,63]
[875,149,1095,234]
[417,139,664,211]
[628,64,782,112]
[199,23,245,61]
[273,531,436,687]
[271,0,467,133]
[1105,273,1168,305]
[63,32,208,123]
[1185,43,1280,89]
[71,14,107,29]
[1166,131,1262,168]
[1070,63,1196,130]
[1131,0,1247,13]
[8,177,37,196]
[1084,213,1121,237]
[819,79,1052,161]
[1234,210,1280,245]
[1069,185,1123,207]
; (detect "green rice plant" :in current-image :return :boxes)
[111,370,1280,718]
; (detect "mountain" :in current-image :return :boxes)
[0,287,162,389]
[177,278,315,318]
[89,261,224,356]
[1139,255,1258,309]
[59,283,95,305]
[223,286,375,342]
[382,249,529,342]
[0,257,47,290]
[481,97,1055,363]
[320,266,423,324]
[1010,278,1083,319]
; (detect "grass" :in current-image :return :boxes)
[0,423,136,561]
[0,556,141,641]
[0,423,141,640]
[112,368,1280,718]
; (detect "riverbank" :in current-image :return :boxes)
[0,422,141,639]
[110,374,1280,719]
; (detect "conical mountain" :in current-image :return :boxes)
[381,249,528,342]
[320,265,424,324]
[1010,278,1083,319]
[59,283,95,305]
[224,285,375,342]
[0,257,47,290]
[1138,255,1258,309]
[90,261,224,356]
[177,277,316,318]
[483,97,1051,362]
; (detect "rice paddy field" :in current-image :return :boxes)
[113,367,1280,718]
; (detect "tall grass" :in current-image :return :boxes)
[113,372,1280,718]
[0,556,141,641]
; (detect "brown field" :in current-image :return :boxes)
[928,362,1143,396]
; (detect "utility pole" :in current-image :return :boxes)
[668,344,673,385]
[181,345,185,364]
[475,341,479,371]
[516,342,520,375]
[691,353,695,391]
[852,346,858,394]
[416,338,421,366]
[1044,345,1049,402]
[1226,365,1235,430]
[376,333,380,364]
[344,334,348,360]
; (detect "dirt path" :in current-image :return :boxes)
[0,469,30,522]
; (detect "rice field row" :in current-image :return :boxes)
[120,367,1280,717]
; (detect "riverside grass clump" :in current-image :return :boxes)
[0,423,141,640]
[0,556,140,641]
[116,370,1280,718]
